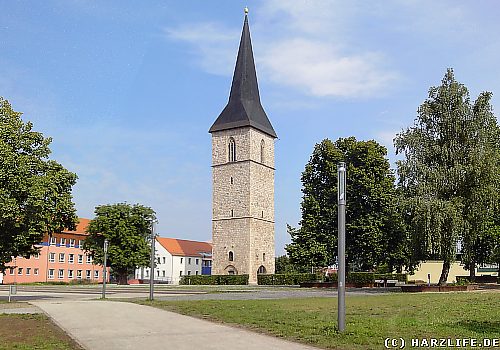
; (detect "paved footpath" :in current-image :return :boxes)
[32,300,319,350]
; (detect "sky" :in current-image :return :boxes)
[2,1,500,255]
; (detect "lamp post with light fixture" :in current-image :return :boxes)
[102,239,109,299]
[337,162,346,332]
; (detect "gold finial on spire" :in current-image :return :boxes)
[244,7,249,14]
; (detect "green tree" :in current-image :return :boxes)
[275,254,308,274]
[286,137,407,272]
[0,97,78,270]
[395,69,500,285]
[83,203,156,285]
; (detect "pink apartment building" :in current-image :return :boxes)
[2,218,109,284]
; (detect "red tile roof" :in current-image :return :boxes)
[156,237,212,257]
[63,218,90,234]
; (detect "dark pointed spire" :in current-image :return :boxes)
[209,11,277,138]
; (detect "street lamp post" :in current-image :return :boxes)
[149,221,156,301]
[102,239,109,299]
[337,162,346,332]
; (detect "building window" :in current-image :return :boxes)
[261,139,265,163]
[228,137,236,162]
[78,240,83,248]
[196,259,199,265]
[77,270,82,279]
[163,257,166,264]
[162,270,166,277]
[18,268,23,275]
[157,257,161,264]
[49,252,55,263]
[230,176,234,184]
[94,270,99,279]
[78,255,83,264]
[157,270,160,277]
[261,210,264,218]
[26,268,31,275]
[34,268,39,275]
[145,270,149,277]
[86,255,92,264]
[68,254,74,264]
[59,253,65,263]
[231,209,234,217]
[263,253,266,261]
[187,271,191,275]
[179,271,183,277]
[58,269,64,279]
[69,239,75,248]
[188,258,191,264]
[180,258,183,263]
[195,271,199,275]
[50,236,57,245]
[86,270,91,279]
[34,253,40,260]
[48,269,55,279]
[68,270,74,279]
[258,265,267,274]
[228,251,234,262]
[60,238,66,246]
[9,268,14,275]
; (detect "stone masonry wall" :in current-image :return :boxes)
[212,127,275,284]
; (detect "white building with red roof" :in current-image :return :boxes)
[135,237,212,284]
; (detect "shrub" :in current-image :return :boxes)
[69,279,98,285]
[257,273,317,285]
[374,273,408,283]
[180,274,249,285]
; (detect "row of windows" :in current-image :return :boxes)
[48,253,92,264]
[226,252,266,262]
[9,267,39,275]
[227,138,266,163]
[47,269,99,280]
[49,237,83,247]
[179,257,200,265]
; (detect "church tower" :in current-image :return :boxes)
[209,11,277,284]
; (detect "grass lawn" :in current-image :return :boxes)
[0,313,82,350]
[137,291,500,349]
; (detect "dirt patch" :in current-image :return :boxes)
[0,314,83,349]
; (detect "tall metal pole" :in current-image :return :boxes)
[337,162,346,332]
[149,221,155,301]
[102,239,108,299]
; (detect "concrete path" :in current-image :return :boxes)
[33,300,319,350]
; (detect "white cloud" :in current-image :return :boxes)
[259,38,397,98]
[165,23,239,76]
[164,1,398,98]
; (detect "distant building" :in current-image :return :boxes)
[135,238,212,284]
[209,11,277,284]
[1,218,109,284]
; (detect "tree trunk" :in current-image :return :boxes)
[469,261,476,283]
[116,271,128,285]
[438,260,450,286]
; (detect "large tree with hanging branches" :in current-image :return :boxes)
[395,69,500,284]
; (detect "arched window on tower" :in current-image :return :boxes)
[228,137,236,162]
[228,251,234,262]
[260,139,265,164]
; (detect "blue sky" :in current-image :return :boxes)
[2,1,500,255]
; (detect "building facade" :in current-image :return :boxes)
[1,218,109,284]
[209,13,276,284]
[135,237,212,285]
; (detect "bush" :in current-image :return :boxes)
[180,274,249,285]
[257,273,317,285]
[374,273,408,283]
[69,279,98,285]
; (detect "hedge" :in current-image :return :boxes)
[179,274,249,285]
[257,273,317,285]
[326,272,408,285]
[374,273,408,283]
